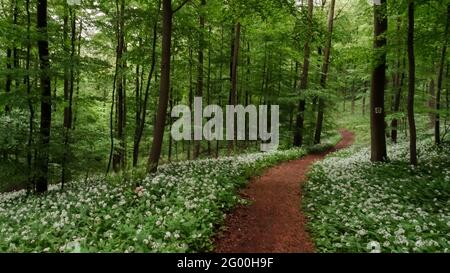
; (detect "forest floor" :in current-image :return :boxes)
[214,130,355,253]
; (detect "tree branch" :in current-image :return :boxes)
[334,0,350,21]
[173,0,190,14]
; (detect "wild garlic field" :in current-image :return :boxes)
[305,139,450,253]
[0,148,311,253]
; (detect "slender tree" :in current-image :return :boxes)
[435,4,450,145]
[407,0,417,165]
[194,0,206,159]
[62,4,77,187]
[113,0,126,172]
[148,0,190,173]
[25,0,34,192]
[391,17,405,144]
[314,0,335,144]
[370,0,388,162]
[228,21,241,153]
[133,3,159,167]
[294,0,313,147]
[36,0,52,193]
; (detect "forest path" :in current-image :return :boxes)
[214,130,355,253]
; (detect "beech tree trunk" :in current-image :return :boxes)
[36,0,52,193]
[294,0,313,147]
[194,0,206,159]
[429,79,436,127]
[148,0,173,173]
[435,4,450,145]
[391,18,405,144]
[370,0,388,162]
[5,47,12,113]
[112,0,126,172]
[228,22,241,153]
[133,8,159,167]
[407,0,417,165]
[314,0,335,144]
[26,0,34,192]
[62,6,77,188]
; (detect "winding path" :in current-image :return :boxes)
[214,130,355,253]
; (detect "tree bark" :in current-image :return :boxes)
[148,0,173,173]
[429,79,436,127]
[62,7,77,188]
[26,0,34,192]
[36,0,52,193]
[194,0,206,159]
[228,22,241,153]
[207,26,213,156]
[72,18,83,131]
[188,48,193,160]
[407,0,417,165]
[435,4,450,145]
[112,0,126,172]
[294,0,313,147]
[391,18,405,144]
[314,0,335,145]
[391,63,405,143]
[5,48,12,113]
[133,8,159,167]
[370,0,388,162]
[4,1,18,114]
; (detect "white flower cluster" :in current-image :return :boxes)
[304,139,450,253]
[0,148,306,253]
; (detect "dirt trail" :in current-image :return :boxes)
[214,130,355,253]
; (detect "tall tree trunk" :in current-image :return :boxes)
[13,0,19,92]
[72,18,83,131]
[112,0,126,172]
[62,6,77,188]
[194,0,206,159]
[429,79,436,127]
[216,25,224,158]
[133,7,159,167]
[63,5,70,129]
[407,0,417,165]
[392,18,406,144]
[134,62,141,163]
[294,0,313,147]
[228,22,241,153]
[391,61,405,143]
[187,48,193,160]
[168,97,173,161]
[314,0,335,145]
[435,4,450,145]
[36,0,52,193]
[26,0,34,192]
[370,0,388,162]
[148,0,173,173]
[446,64,449,120]
[207,26,213,156]
[244,41,251,148]
[5,49,12,113]
[4,0,18,114]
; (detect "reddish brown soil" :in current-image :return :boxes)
[214,130,355,253]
